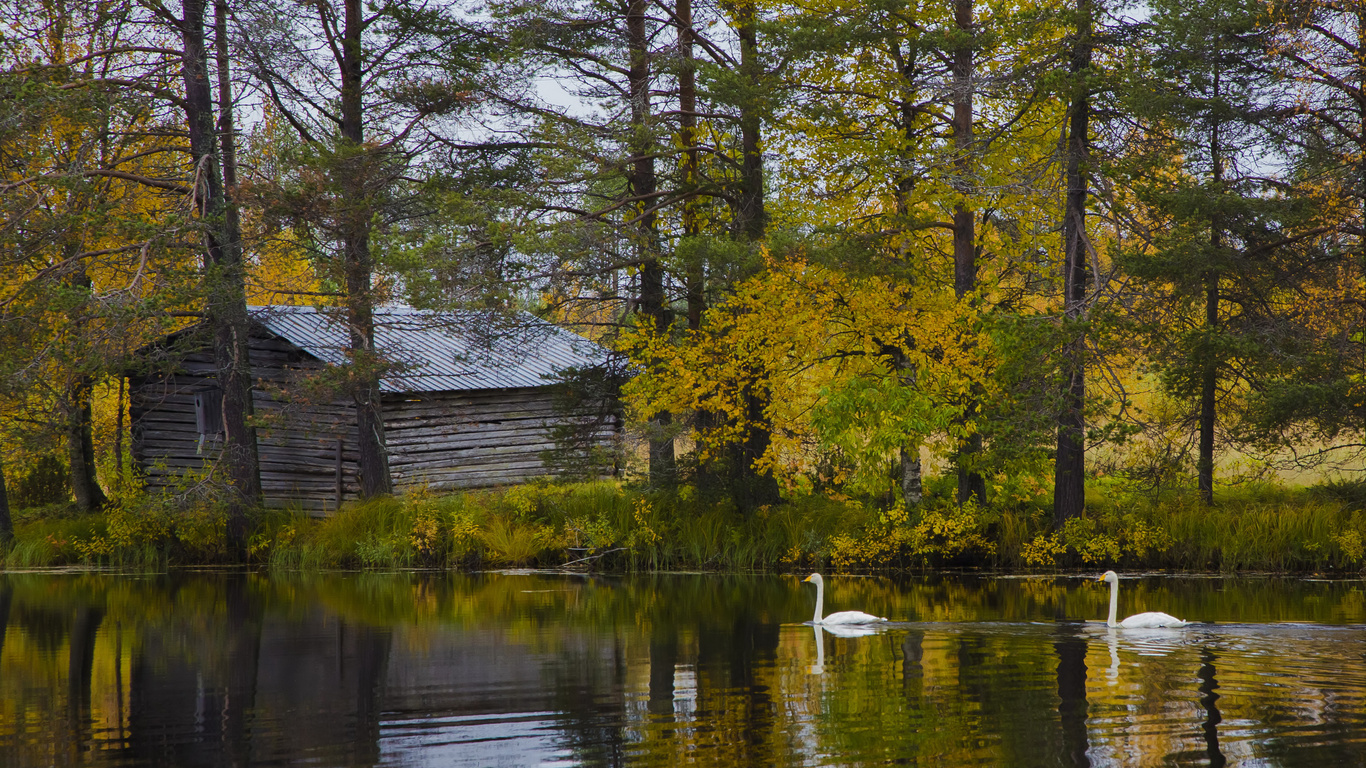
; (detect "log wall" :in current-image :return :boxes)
[130,333,360,512]
[385,386,617,492]
[131,330,620,512]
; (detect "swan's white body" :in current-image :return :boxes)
[1100,570,1190,628]
[803,573,887,625]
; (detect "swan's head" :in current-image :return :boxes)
[803,573,822,586]
[1098,570,1119,584]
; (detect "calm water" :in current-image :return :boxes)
[1,571,1365,767]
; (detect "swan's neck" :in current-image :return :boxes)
[1107,578,1120,628]
[812,580,824,623]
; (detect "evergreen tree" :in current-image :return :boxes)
[1118,0,1299,500]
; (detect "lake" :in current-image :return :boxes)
[1,570,1363,766]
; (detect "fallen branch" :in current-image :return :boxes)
[559,547,625,569]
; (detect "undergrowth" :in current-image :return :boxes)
[3,478,1365,573]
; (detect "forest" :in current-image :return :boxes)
[1,0,1364,571]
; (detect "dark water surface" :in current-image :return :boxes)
[1,571,1365,767]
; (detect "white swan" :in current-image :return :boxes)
[803,573,887,625]
[1099,570,1190,628]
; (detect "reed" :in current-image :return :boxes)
[3,513,104,567]
[1009,481,1366,572]
[3,478,1363,573]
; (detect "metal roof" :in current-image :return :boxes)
[249,305,608,394]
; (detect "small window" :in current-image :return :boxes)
[195,387,224,440]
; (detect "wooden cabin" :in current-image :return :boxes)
[129,305,619,510]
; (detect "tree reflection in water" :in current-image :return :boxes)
[1198,647,1226,768]
[1054,625,1090,768]
[0,572,1364,767]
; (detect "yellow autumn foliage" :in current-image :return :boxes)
[622,253,996,491]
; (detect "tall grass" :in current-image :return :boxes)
[244,483,881,572]
[1150,486,1360,571]
[4,478,1364,573]
[1006,481,1366,572]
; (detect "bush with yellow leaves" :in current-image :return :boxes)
[1020,508,1174,568]
[827,500,996,570]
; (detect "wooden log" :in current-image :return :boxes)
[382,392,556,417]
[384,386,552,405]
[396,457,550,476]
[390,443,558,468]
[388,440,554,462]
[385,405,559,423]
[390,426,618,457]
[386,389,556,408]
[405,469,552,491]
[258,458,357,475]
[385,405,607,428]
[385,424,557,449]
[261,435,357,453]
[383,406,562,430]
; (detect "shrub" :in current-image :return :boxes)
[10,454,69,509]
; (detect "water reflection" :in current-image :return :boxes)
[1198,647,1227,768]
[0,572,1364,767]
[1055,625,1090,768]
[808,624,880,675]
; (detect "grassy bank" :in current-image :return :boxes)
[4,479,1366,573]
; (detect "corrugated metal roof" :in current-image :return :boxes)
[249,305,608,394]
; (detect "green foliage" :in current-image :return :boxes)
[5,512,105,568]
[4,479,1366,574]
[824,499,999,571]
[1012,483,1366,572]
[1310,479,1366,511]
[9,454,69,509]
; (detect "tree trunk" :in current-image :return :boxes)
[952,0,986,505]
[1355,4,1366,265]
[678,0,727,493]
[180,0,261,540]
[1054,0,1092,528]
[733,2,778,507]
[680,0,704,332]
[734,0,765,240]
[113,374,125,486]
[893,39,924,510]
[628,0,675,486]
[213,0,262,533]
[1198,273,1218,503]
[899,446,923,507]
[1357,7,1366,266]
[339,0,392,497]
[1199,75,1223,506]
[736,376,781,509]
[0,455,13,545]
[890,349,922,510]
[66,377,107,511]
[951,0,975,301]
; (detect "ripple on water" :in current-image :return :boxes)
[5,573,1366,767]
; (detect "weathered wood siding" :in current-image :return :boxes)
[132,328,619,511]
[130,331,360,511]
[385,387,613,492]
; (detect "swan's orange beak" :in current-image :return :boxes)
[802,575,813,583]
